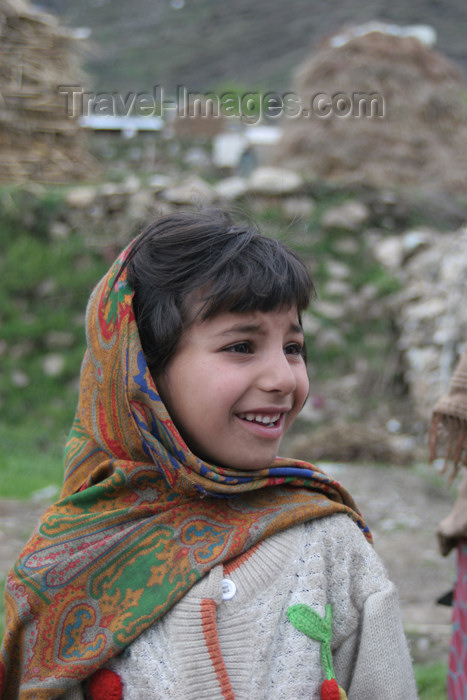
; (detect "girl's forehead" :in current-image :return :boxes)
[194,307,303,336]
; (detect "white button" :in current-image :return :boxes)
[222,578,237,600]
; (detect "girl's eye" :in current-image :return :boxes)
[224,341,253,354]
[285,342,305,357]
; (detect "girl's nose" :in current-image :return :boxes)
[258,350,297,394]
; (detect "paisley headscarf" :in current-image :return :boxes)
[0,246,371,699]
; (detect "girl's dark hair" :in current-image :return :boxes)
[123,209,315,377]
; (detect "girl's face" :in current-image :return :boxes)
[156,307,309,471]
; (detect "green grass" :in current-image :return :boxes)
[415,662,448,700]
[0,422,65,499]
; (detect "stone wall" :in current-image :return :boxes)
[372,227,467,420]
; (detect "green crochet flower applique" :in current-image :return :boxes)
[287,603,348,700]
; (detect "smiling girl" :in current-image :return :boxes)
[1,210,416,700]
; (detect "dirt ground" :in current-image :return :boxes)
[0,462,456,665]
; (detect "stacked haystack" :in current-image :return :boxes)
[276,28,467,195]
[0,0,95,182]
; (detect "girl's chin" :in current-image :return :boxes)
[192,451,277,472]
[188,437,281,472]
[214,453,279,472]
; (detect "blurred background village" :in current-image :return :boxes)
[2,0,467,696]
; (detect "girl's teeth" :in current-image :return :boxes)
[240,413,280,425]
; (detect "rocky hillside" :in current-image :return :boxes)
[37,0,467,92]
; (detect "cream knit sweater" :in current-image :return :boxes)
[66,514,417,700]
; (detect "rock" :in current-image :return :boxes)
[333,237,360,255]
[49,221,71,241]
[100,178,140,197]
[124,175,142,193]
[45,331,75,350]
[315,327,344,348]
[11,370,30,388]
[73,312,86,328]
[99,183,133,212]
[402,228,436,256]
[281,196,315,218]
[22,182,46,198]
[404,298,446,323]
[345,294,371,316]
[10,342,34,360]
[183,146,211,168]
[214,176,249,201]
[358,284,379,302]
[387,434,418,463]
[149,174,174,191]
[372,236,405,271]
[128,190,156,220]
[42,353,66,378]
[152,201,176,217]
[404,346,441,373]
[371,229,436,272]
[325,259,351,280]
[324,279,352,297]
[31,485,60,502]
[36,278,57,298]
[160,176,217,205]
[301,313,322,334]
[322,200,370,231]
[312,300,346,320]
[386,418,402,433]
[248,166,303,195]
[66,186,97,209]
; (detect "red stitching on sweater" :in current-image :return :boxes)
[224,542,260,575]
[200,598,235,700]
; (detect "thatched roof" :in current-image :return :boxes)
[0,0,95,182]
[276,29,467,195]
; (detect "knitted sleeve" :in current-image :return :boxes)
[333,582,418,700]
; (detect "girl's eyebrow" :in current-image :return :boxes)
[216,322,304,337]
